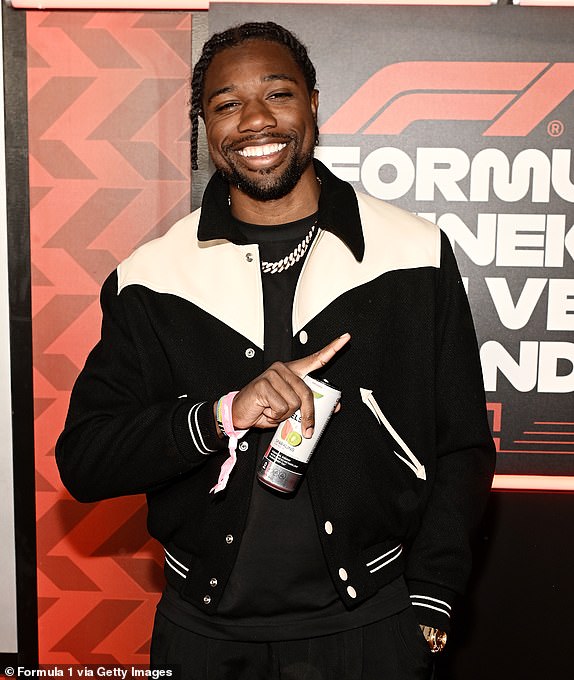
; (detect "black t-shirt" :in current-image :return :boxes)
[157,215,410,640]
[217,214,341,621]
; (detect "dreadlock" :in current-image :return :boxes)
[190,21,317,171]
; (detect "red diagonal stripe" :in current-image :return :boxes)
[111,141,187,180]
[31,139,96,180]
[28,44,50,69]
[30,187,53,211]
[33,294,95,354]
[32,262,53,286]
[155,28,192,64]
[38,597,59,617]
[34,397,57,419]
[134,13,190,29]
[112,557,164,594]
[63,28,141,69]
[89,78,184,140]
[92,504,152,557]
[37,498,96,554]
[29,76,95,139]
[39,555,101,592]
[50,599,143,663]
[34,353,88,391]
[36,469,57,493]
[40,11,95,28]
[46,188,140,281]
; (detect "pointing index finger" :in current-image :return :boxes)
[289,333,351,378]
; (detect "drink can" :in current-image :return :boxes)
[257,375,341,493]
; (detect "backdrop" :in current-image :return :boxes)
[27,10,193,663]
[19,2,574,673]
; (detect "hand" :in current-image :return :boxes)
[230,333,350,438]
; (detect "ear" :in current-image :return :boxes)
[311,89,319,120]
[311,90,320,145]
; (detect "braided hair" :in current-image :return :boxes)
[190,21,317,171]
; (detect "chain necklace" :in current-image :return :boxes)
[260,222,318,274]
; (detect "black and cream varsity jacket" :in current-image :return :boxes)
[56,160,495,633]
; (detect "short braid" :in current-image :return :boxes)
[190,22,317,171]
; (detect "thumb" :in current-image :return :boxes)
[288,333,351,378]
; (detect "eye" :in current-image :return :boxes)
[268,91,293,100]
[214,100,240,113]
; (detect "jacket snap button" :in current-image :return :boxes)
[245,348,255,358]
[299,330,308,344]
[346,586,357,599]
[324,521,333,535]
[239,441,249,452]
[225,534,234,544]
[246,253,253,262]
[210,578,218,587]
[203,595,211,604]
[338,568,348,582]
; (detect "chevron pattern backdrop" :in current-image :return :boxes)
[27,11,193,663]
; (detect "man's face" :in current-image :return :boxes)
[202,39,319,202]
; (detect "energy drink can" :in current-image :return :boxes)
[257,375,341,493]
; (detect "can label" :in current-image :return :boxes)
[257,375,341,493]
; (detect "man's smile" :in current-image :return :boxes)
[236,142,288,158]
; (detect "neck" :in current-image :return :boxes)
[229,165,320,226]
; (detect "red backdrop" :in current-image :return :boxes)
[27,10,192,663]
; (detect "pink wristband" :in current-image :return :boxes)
[210,391,248,494]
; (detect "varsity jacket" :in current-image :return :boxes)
[56,160,496,633]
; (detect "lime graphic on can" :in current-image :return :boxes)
[286,431,303,447]
[257,376,341,493]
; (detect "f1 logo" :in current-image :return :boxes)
[320,62,574,136]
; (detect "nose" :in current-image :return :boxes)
[238,98,276,133]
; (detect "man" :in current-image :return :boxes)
[57,21,495,680]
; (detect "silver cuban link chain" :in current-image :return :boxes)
[260,222,318,274]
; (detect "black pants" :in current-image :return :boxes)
[151,607,435,680]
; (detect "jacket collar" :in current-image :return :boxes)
[197,159,365,262]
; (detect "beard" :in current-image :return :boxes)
[216,138,315,202]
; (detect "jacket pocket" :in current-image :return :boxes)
[360,387,426,481]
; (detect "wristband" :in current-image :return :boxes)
[215,398,227,438]
[210,391,248,494]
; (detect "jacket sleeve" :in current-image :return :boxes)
[404,230,496,632]
[55,271,225,503]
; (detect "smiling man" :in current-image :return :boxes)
[57,22,495,680]
[202,39,318,208]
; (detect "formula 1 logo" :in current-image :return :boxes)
[320,62,574,136]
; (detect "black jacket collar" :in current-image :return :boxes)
[197,159,365,262]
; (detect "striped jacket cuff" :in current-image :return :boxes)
[187,401,222,455]
[173,400,226,461]
[406,580,456,632]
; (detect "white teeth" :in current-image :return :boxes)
[237,143,287,158]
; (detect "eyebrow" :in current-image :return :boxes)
[206,86,234,105]
[206,73,300,105]
[263,73,298,85]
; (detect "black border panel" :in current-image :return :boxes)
[3,3,38,667]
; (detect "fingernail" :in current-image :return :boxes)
[305,427,314,438]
